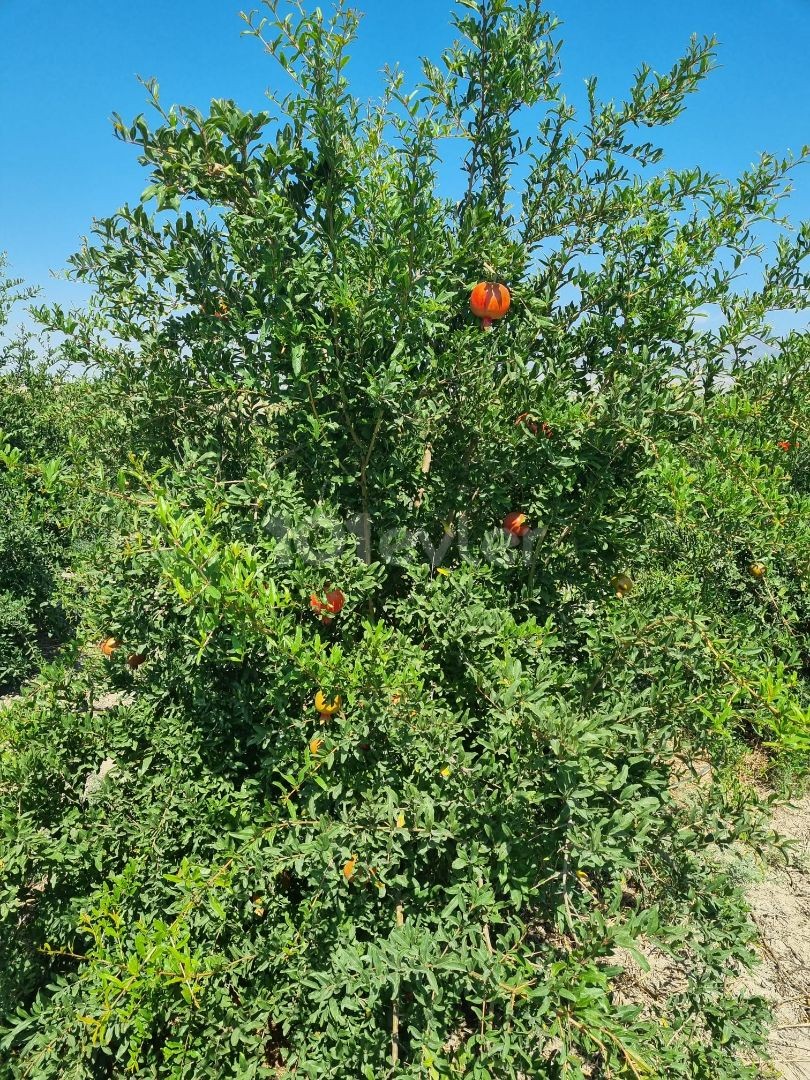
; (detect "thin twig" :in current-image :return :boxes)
[391,902,404,1066]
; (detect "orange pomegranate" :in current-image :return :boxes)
[99,637,120,658]
[503,511,530,540]
[314,691,342,717]
[470,282,511,330]
[310,588,345,624]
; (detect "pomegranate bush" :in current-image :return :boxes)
[2,1,809,1076]
[0,261,103,686]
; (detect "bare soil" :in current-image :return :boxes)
[615,785,810,1078]
[743,793,810,1079]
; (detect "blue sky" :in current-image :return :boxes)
[1,0,809,315]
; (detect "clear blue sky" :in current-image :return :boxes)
[1,0,809,314]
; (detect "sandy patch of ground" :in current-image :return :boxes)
[614,766,810,1079]
[92,690,131,712]
[743,794,810,1079]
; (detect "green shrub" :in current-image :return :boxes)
[2,1,808,1077]
[643,341,810,771]
[0,592,41,685]
[0,258,108,687]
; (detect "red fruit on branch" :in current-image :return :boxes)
[470,282,511,330]
[310,588,346,624]
[503,511,530,539]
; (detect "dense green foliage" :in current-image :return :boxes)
[0,263,102,687]
[1,1,808,1077]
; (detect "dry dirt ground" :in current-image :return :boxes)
[616,767,810,1080]
[743,793,810,1079]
